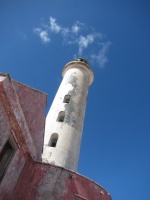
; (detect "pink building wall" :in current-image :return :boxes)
[12,161,111,200]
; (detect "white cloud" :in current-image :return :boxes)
[40,31,50,43]
[62,28,70,37]
[71,21,85,34]
[77,34,95,56]
[49,17,70,37]
[72,24,80,34]
[33,17,111,68]
[91,42,111,68]
[76,33,102,56]
[49,17,61,33]
[34,28,50,44]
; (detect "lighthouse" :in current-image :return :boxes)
[42,58,94,171]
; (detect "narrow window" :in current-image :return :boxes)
[49,133,58,147]
[0,140,15,181]
[63,95,71,103]
[57,111,65,122]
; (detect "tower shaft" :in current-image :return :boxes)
[42,60,94,171]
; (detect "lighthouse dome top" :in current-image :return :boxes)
[75,57,89,64]
[62,58,94,85]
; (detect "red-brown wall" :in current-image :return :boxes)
[0,96,26,199]
[12,161,112,200]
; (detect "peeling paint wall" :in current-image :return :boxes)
[0,74,47,199]
[0,93,25,199]
[12,162,112,200]
[12,81,47,160]
[43,61,94,171]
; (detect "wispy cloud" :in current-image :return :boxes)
[76,33,103,56]
[72,24,80,33]
[49,17,71,37]
[71,21,83,34]
[34,28,50,44]
[91,42,111,68]
[33,17,111,68]
[49,17,61,33]
[77,34,94,55]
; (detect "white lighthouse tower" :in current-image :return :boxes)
[42,58,94,171]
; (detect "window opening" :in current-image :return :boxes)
[51,140,57,147]
[63,95,71,103]
[0,140,15,181]
[57,111,65,122]
[49,133,58,147]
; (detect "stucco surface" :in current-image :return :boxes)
[0,77,26,199]
[43,61,93,171]
[12,80,47,160]
[12,162,112,200]
[0,74,47,199]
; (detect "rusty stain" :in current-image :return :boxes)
[0,83,30,157]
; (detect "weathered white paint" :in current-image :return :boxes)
[42,60,94,171]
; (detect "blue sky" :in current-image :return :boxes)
[0,1,150,199]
